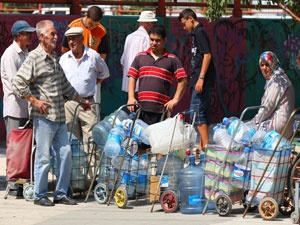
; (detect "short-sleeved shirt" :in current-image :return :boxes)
[128,48,187,112]
[62,17,109,54]
[59,46,110,97]
[190,23,215,89]
[12,44,79,122]
[1,41,29,118]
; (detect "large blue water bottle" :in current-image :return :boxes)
[103,125,125,158]
[179,155,205,214]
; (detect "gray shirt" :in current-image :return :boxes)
[12,44,79,122]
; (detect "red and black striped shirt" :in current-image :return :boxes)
[128,48,187,112]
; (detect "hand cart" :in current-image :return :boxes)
[203,106,266,216]
[243,107,300,220]
[149,110,197,213]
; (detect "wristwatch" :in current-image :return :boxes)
[199,74,205,79]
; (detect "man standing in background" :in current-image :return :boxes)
[61,5,110,112]
[120,10,157,92]
[1,20,35,197]
[178,9,216,154]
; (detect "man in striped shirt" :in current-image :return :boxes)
[127,24,187,132]
[12,20,91,207]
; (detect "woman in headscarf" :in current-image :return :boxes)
[251,51,295,138]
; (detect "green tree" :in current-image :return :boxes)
[204,0,300,22]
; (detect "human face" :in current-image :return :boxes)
[67,35,84,53]
[149,33,166,55]
[40,24,58,52]
[296,53,300,70]
[18,32,33,49]
[85,17,100,30]
[180,16,194,34]
[260,59,272,80]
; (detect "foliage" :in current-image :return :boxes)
[204,0,300,22]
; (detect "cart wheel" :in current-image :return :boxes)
[279,201,294,216]
[114,186,128,208]
[243,203,258,212]
[23,184,34,202]
[291,211,300,224]
[258,197,279,220]
[160,190,179,213]
[215,194,232,216]
[288,156,300,201]
[94,183,108,204]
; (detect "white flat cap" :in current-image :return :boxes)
[65,27,84,36]
[137,11,157,22]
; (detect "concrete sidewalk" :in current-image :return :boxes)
[0,141,293,225]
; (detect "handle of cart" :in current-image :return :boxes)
[202,105,266,215]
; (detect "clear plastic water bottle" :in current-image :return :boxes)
[250,130,268,148]
[212,125,243,151]
[262,130,291,150]
[136,154,148,193]
[111,154,130,170]
[70,138,87,191]
[121,137,138,156]
[104,125,125,158]
[179,155,205,214]
[224,117,256,145]
[122,119,150,145]
[231,147,252,190]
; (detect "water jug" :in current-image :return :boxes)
[262,130,291,150]
[92,119,112,149]
[136,154,149,193]
[103,125,126,158]
[212,125,243,151]
[157,153,184,192]
[70,138,87,191]
[179,155,205,214]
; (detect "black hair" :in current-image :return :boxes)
[149,24,166,39]
[87,6,103,22]
[178,8,197,22]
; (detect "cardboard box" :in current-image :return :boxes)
[149,176,160,203]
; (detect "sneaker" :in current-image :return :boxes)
[53,196,77,205]
[34,197,55,206]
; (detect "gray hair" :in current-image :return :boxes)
[36,20,54,41]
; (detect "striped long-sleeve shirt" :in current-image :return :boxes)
[12,44,79,122]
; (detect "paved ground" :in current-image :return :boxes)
[0,141,295,225]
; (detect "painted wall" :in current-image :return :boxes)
[0,14,299,141]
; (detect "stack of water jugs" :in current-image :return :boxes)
[92,110,151,197]
[207,117,292,206]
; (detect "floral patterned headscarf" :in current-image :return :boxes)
[259,51,280,71]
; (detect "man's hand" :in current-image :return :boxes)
[79,99,92,111]
[127,97,138,112]
[31,98,52,115]
[164,98,179,112]
[195,78,204,93]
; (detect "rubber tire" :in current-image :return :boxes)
[114,186,128,208]
[94,183,108,204]
[288,156,300,201]
[215,194,232,216]
[160,190,179,213]
[23,184,34,202]
[258,197,279,220]
[291,211,300,224]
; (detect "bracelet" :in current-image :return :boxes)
[199,74,205,79]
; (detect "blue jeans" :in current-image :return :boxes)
[33,117,72,200]
[190,88,212,126]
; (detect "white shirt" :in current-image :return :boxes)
[120,26,150,92]
[1,41,29,118]
[59,46,110,97]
